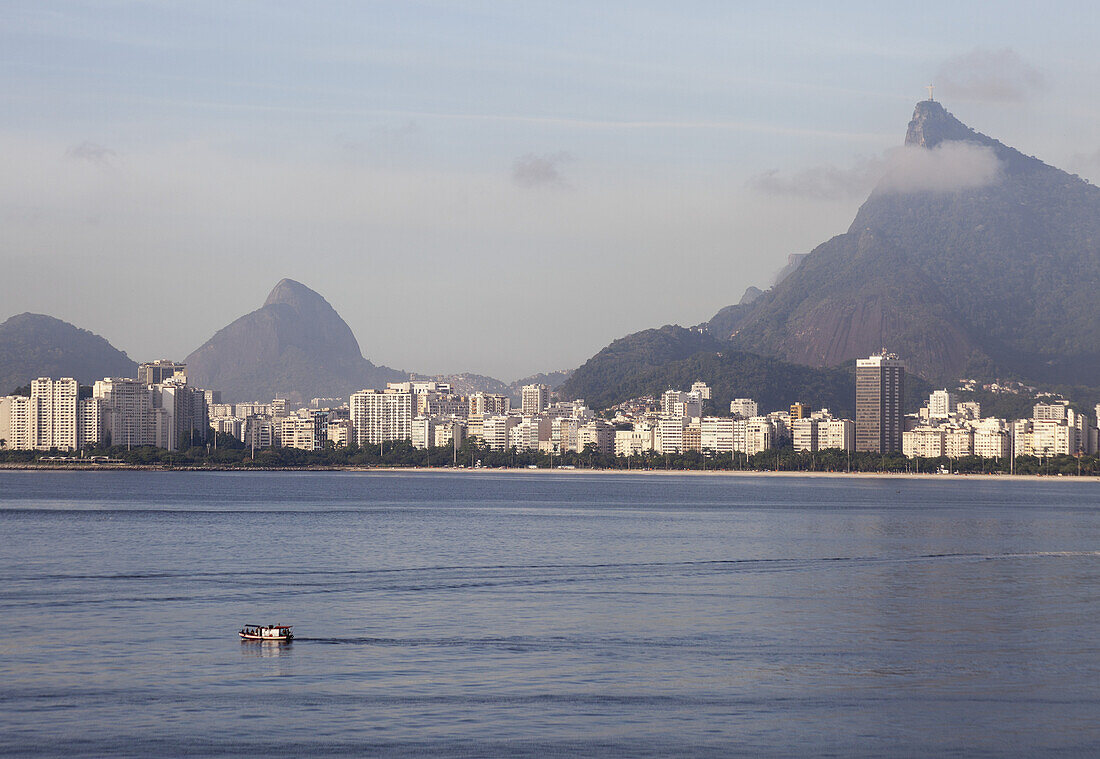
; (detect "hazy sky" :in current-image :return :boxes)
[3,1,1099,381]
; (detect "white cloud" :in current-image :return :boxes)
[877,142,1001,194]
[748,142,1000,199]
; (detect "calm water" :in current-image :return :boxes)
[1,470,1099,757]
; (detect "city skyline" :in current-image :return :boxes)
[3,3,1100,379]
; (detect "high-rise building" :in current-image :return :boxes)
[350,388,413,445]
[928,389,958,419]
[94,378,160,448]
[690,381,712,401]
[78,397,103,448]
[29,377,79,451]
[855,352,905,454]
[729,398,758,419]
[521,384,550,416]
[138,360,186,386]
[789,402,811,431]
[469,392,510,418]
[153,381,208,450]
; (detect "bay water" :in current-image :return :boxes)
[1,470,1098,757]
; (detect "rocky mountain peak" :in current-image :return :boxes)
[263,278,329,310]
[904,100,982,149]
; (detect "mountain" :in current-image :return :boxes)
[713,100,1100,384]
[185,279,404,402]
[0,313,137,392]
[556,324,920,415]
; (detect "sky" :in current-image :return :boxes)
[2,1,1099,381]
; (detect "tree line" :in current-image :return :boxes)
[2,438,1098,476]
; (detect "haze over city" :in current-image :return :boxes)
[2,1,1099,379]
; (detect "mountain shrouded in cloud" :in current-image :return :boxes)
[185,279,404,403]
[714,99,1100,383]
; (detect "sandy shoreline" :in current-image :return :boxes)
[1,462,1097,482]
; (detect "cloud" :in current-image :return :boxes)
[934,48,1046,103]
[749,142,1001,199]
[511,152,572,189]
[65,141,117,165]
[877,142,1001,193]
[748,156,884,199]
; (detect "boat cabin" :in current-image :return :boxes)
[239,624,293,641]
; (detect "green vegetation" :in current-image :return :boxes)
[560,325,932,415]
[2,441,1097,477]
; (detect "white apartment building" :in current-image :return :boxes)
[972,420,1011,458]
[78,397,103,448]
[481,415,519,451]
[615,423,656,457]
[553,416,584,453]
[242,415,277,449]
[28,377,79,451]
[729,398,758,419]
[521,384,550,416]
[690,381,712,400]
[433,419,465,449]
[350,388,413,445]
[578,419,614,455]
[210,416,244,440]
[94,378,162,448]
[791,418,817,453]
[235,402,275,418]
[508,416,552,452]
[469,393,510,418]
[818,419,855,451]
[411,417,434,450]
[280,411,328,451]
[744,417,774,455]
[657,416,687,454]
[943,426,974,458]
[154,381,208,451]
[0,394,31,449]
[661,390,702,419]
[700,417,736,454]
[928,389,958,419]
[903,427,945,458]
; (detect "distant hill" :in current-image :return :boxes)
[0,313,137,392]
[412,370,574,404]
[557,324,933,415]
[185,279,404,403]
[713,100,1100,384]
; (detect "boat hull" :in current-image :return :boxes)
[239,633,292,642]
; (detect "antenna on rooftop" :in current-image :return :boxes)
[926,83,934,101]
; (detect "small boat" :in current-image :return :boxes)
[239,624,293,642]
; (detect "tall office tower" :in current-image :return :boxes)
[521,384,550,416]
[855,352,905,453]
[138,360,187,385]
[29,377,80,451]
[350,388,413,445]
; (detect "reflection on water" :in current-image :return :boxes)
[240,639,294,658]
[2,471,1100,757]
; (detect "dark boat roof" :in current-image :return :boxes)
[243,624,292,629]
